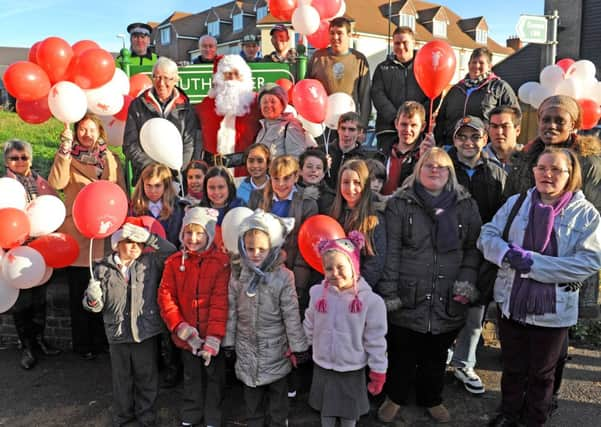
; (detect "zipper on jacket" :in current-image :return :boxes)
[428,251,437,333]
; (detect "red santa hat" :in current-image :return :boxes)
[214,54,253,84]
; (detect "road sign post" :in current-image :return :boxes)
[516,14,548,44]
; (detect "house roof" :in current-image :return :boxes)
[0,46,29,77]
[458,17,488,32]
[492,43,544,92]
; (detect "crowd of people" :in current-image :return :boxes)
[3,16,601,427]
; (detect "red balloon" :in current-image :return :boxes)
[292,79,328,123]
[269,0,298,21]
[414,40,457,99]
[298,215,346,273]
[72,40,101,56]
[36,37,74,84]
[312,0,342,20]
[556,58,575,74]
[72,181,128,239]
[16,96,52,124]
[0,208,30,249]
[307,20,331,49]
[67,48,115,89]
[129,73,153,97]
[28,41,42,64]
[28,233,80,268]
[113,95,134,121]
[2,61,51,101]
[578,99,601,130]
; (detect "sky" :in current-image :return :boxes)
[0,0,545,52]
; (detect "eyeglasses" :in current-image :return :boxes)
[152,75,177,83]
[533,166,570,176]
[7,155,29,161]
[422,164,448,172]
[454,133,483,143]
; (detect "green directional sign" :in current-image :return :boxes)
[516,15,548,44]
[127,62,295,104]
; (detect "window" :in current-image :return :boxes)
[399,13,416,31]
[256,6,267,21]
[160,27,170,45]
[208,20,220,37]
[233,13,243,32]
[433,20,447,37]
[476,29,487,44]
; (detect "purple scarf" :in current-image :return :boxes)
[414,183,459,252]
[509,190,573,322]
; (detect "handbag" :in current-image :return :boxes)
[476,192,528,304]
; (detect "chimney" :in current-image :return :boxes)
[506,36,522,51]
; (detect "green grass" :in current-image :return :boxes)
[0,111,124,179]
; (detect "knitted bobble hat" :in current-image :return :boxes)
[315,230,366,313]
[178,207,219,271]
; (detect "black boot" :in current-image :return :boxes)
[20,347,37,370]
[35,335,61,356]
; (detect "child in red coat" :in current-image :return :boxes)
[158,207,231,427]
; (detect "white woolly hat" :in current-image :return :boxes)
[238,209,294,249]
[179,207,219,249]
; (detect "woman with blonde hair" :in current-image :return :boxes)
[377,147,482,424]
[329,159,386,287]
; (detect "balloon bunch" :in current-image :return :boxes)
[2,37,153,146]
[270,0,346,48]
[0,178,79,313]
[518,59,601,129]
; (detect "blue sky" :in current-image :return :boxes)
[0,0,544,52]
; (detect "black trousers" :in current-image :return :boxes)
[497,315,568,427]
[12,281,49,346]
[109,336,159,427]
[243,376,289,427]
[66,266,107,354]
[385,324,459,408]
[181,350,225,426]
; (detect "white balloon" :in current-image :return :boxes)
[325,92,356,129]
[85,83,124,116]
[221,207,254,255]
[284,104,298,117]
[539,65,565,91]
[591,81,601,105]
[0,272,19,313]
[555,78,581,99]
[334,0,346,18]
[0,177,27,210]
[298,114,324,138]
[111,68,130,96]
[26,195,66,237]
[566,60,597,82]
[99,115,126,147]
[48,81,88,124]
[292,5,321,36]
[298,0,312,5]
[517,81,539,105]
[530,85,554,109]
[1,246,46,290]
[38,266,53,286]
[139,118,183,170]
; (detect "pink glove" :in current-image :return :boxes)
[367,371,386,396]
[285,348,298,368]
[175,322,203,356]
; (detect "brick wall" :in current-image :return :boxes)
[0,269,73,349]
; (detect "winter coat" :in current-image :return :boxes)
[504,135,601,213]
[85,236,176,344]
[378,185,482,334]
[249,185,319,291]
[303,277,387,373]
[158,246,230,351]
[478,189,601,327]
[124,87,198,184]
[255,114,309,158]
[48,151,126,267]
[129,198,186,248]
[298,180,336,215]
[370,54,430,135]
[324,142,367,189]
[223,261,308,387]
[434,75,519,146]
[448,147,507,224]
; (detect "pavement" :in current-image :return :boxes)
[0,329,600,427]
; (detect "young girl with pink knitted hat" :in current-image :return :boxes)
[303,231,388,427]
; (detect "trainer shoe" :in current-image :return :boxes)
[454,367,485,394]
[377,396,400,423]
[427,404,450,423]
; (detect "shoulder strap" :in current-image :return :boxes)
[502,191,527,241]
[283,122,290,155]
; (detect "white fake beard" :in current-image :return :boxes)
[214,80,254,117]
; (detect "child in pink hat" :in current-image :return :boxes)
[303,231,388,427]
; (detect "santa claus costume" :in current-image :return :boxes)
[195,55,262,177]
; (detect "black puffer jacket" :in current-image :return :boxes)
[324,142,367,188]
[124,87,199,183]
[434,74,519,146]
[371,55,430,135]
[378,185,482,334]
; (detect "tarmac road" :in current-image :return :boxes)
[0,338,599,426]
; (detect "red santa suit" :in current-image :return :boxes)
[195,55,261,177]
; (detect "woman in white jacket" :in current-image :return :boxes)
[478,147,601,427]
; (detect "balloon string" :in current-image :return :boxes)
[323,124,331,178]
[88,238,95,281]
[428,98,434,134]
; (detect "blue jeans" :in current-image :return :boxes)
[450,304,486,369]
